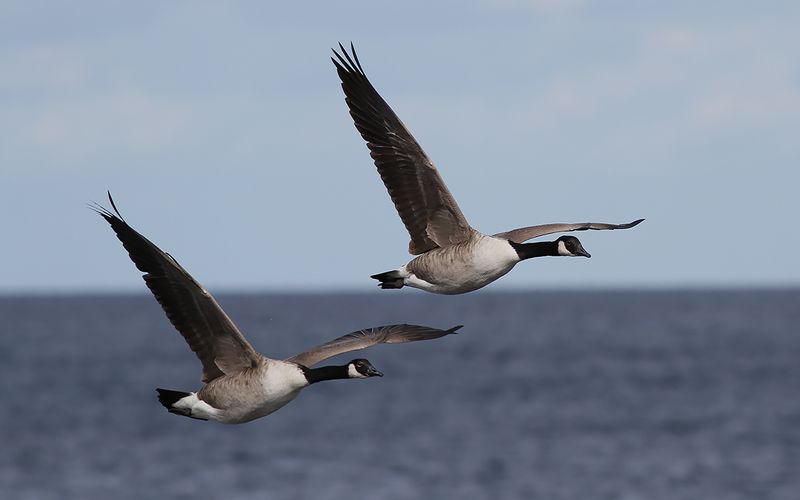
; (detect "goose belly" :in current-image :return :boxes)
[406,237,519,294]
[226,390,301,424]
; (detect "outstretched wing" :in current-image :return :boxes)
[495,219,645,243]
[286,323,462,368]
[92,193,260,383]
[332,43,473,255]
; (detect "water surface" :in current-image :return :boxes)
[1,290,798,499]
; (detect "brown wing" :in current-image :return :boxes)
[286,324,462,368]
[332,43,472,254]
[92,193,260,383]
[494,219,645,243]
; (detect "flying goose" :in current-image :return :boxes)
[332,44,643,295]
[92,194,460,424]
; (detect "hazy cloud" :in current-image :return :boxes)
[23,91,193,156]
[479,0,586,11]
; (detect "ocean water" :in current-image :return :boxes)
[1,290,798,500]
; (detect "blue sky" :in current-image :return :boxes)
[1,1,798,293]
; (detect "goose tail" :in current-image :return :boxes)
[156,388,208,420]
[370,270,405,289]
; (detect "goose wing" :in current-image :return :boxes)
[494,219,644,243]
[333,43,472,255]
[92,193,260,383]
[286,324,462,368]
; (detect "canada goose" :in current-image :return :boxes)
[92,194,460,424]
[332,44,643,295]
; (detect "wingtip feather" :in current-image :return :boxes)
[107,191,125,220]
[88,200,114,220]
[628,218,645,227]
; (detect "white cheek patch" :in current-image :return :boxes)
[557,240,571,256]
[348,364,368,379]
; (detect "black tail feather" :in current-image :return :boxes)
[155,388,207,420]
[370,270,404,289]
[156,388,190,408]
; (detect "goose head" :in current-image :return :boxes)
[556,236,591,258]
[347,359,384,379]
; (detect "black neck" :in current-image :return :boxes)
[508,240,559,261]
[302,364,350,385]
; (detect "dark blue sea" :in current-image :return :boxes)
[1,290,798,499]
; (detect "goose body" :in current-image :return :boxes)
[167,358,313,423]
[396,234,521,295]
[332,44,643,295]
[93,194,459,424]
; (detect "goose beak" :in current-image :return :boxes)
[368,367,384,377]
[577,247,591,258]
